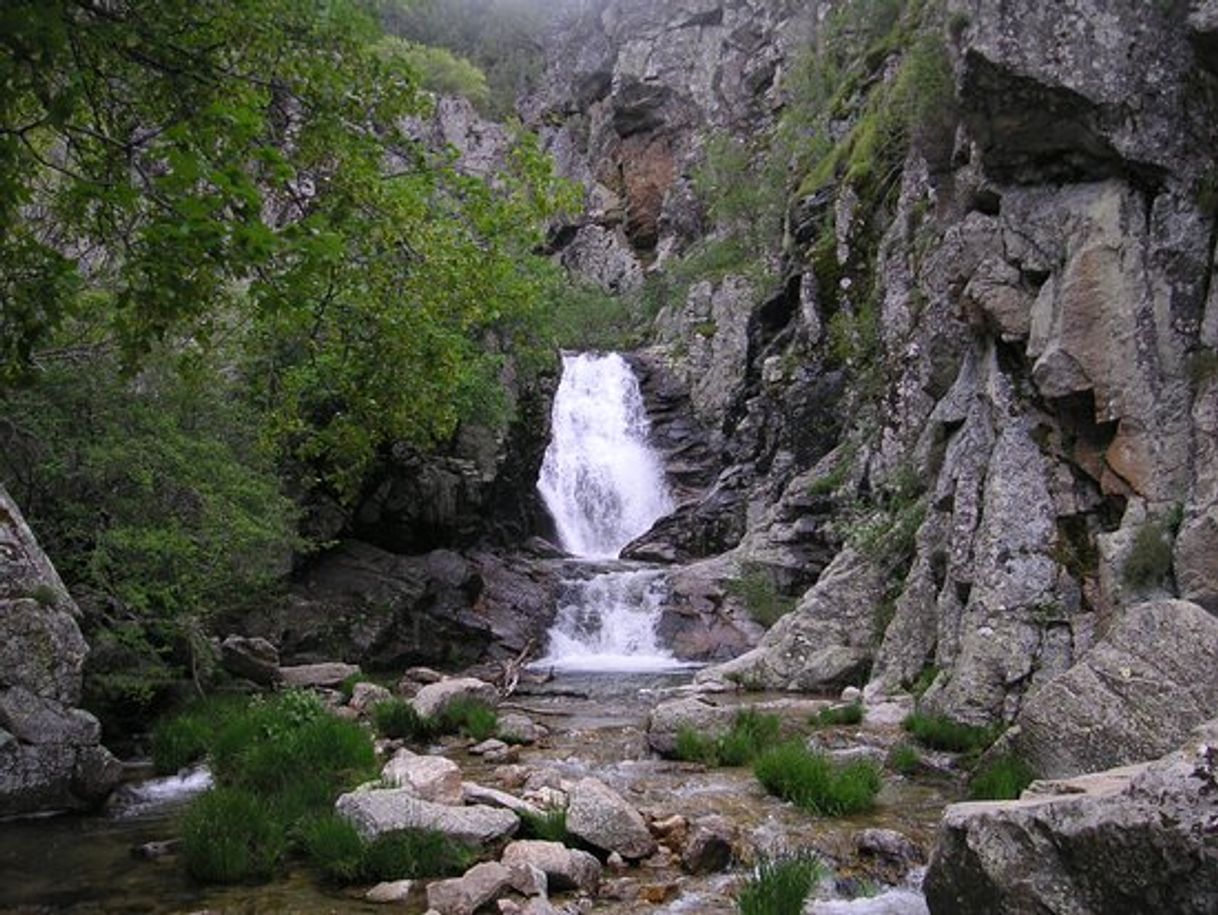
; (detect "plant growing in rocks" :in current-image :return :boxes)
[674,709,782,767]
[754,741,882,815]
[737,851,825,915]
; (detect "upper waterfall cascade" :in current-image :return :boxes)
[538,352,674,559]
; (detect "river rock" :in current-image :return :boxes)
[566,777,656,860]
[412,677,499,718]
[645,696,738,755]
[219,635,281,685]
[279,662,360,689]
[462,782,543,818]
[0,484,121,816]
[426,861,544,915]
[381,750,464,806]
[497,713,545,744]
[350,681,393,713]
[924,718,1218,914]
[335,788,518,846]
[682,815,735,874]
[366,879,414,903]
[501,840,602,893]
[1007,599,1218,778]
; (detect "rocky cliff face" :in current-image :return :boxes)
[0,485,121,816]
[532,0,1218,737]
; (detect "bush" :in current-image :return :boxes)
[902,713,999,755]
[727,564,797,628]
[970,754,1037,801]
[182,787,285,883]
[886,743,920,776]
[812,702,864,728]
[301,815,472,885]
[754,741,882,815]
[737,851,825,915]
[518,807,571,844]
[673,709,782,768]
[372,699,438,741]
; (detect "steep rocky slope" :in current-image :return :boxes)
[529,0,1218,742]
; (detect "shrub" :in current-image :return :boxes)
[519,807,571,844]
[970,754,1037,801]
[812,702,864,728]
[1122,521,1174,589]
[182,787,285,883]
[372,699,438,741]
[437,697,499,741]
[886,743,920,776]
[902,713,999,755]
[737,851,825,915]
[727,564,797,628]
[754,741,882,815]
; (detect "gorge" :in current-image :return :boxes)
[3,0,1218,913]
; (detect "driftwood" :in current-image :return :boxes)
[496,639,543,698]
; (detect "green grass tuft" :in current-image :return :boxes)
[886,743,920,776]
[812,702,864,728]
[372,699,438,741]
[438,697,499,741]
[181,787,284,884]
[518,807,571,844]
[673,709,782,768]
[737,851,825,915]
[753,741,882,815]
[1122,521,1174,589]
[902,713,999,754]
[969,753,1037,800]
[300,815,472,884]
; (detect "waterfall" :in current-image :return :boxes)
[538,352,673,559]
[535,352,685,672]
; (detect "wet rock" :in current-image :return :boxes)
[502,840,602,893]
[381,750,464,806]
[925,718,1218,914]
[855,829,923,872]
[681,815,735,874]
[566,777,656,860]
[426,860,543,915]
[462,782,543,819]
[498,713,545,745]
[470,738,510,756]
[279,662,360,689]
[132,838,182,860]
[412,678,500,718]
[366,879,414,903]
[0,484,121,816]
[1007,599,1218,778]
[219,635,281,685]
[335,788,518,846]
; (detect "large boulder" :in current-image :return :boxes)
[381,750,464,806]
[411,677,500,719]
[501,839,602,893]
[426,860,545,915]
[924,718,1218,915]
[566,777,656,860]
[219,635,281,685]
[0,485,121,816]
[335,788,518,846]
[1007,599,1218,778]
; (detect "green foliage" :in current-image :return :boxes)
[339,672,371,702]
[737,851,825,915]
[378,38,490,109]
[548,280,658,352]
[905,665,940,700]
[727,564,798,628]
[673,709,782,768]
[844,464,927,567]
[437,697,499,741]
[812,702,864,728]
[149,697,248,775]
[519,808,571,844]
[1122,519,1175,589]
[753,741,882,815]
[300,815,472,884]
[902,713,1000,755]
[372,699,436,741]
[886,742,920,775]
[970,754,1037,800]
[378,0,547,118]
[182,787,284,884]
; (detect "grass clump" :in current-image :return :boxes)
[812,702,864,728]
[519,807,571,844]
[753,741,882,816]
[737,851,825,915]
[149,694,245,775]
[1122,520,1175,589]
[969,754,1037,800]
[674,709,782,768]
[438,697,499,741]
[727,564,797,628]
[300,815,472,885]
[372,699,438,741]
[182,787,285,883]
[902,713,999,755]
[886,743,920,776]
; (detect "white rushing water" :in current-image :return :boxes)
[538,352,674,559]
[535,352,684,672]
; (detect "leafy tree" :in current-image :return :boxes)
[378,37,490,110]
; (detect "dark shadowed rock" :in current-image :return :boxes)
[220,635,280,685]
